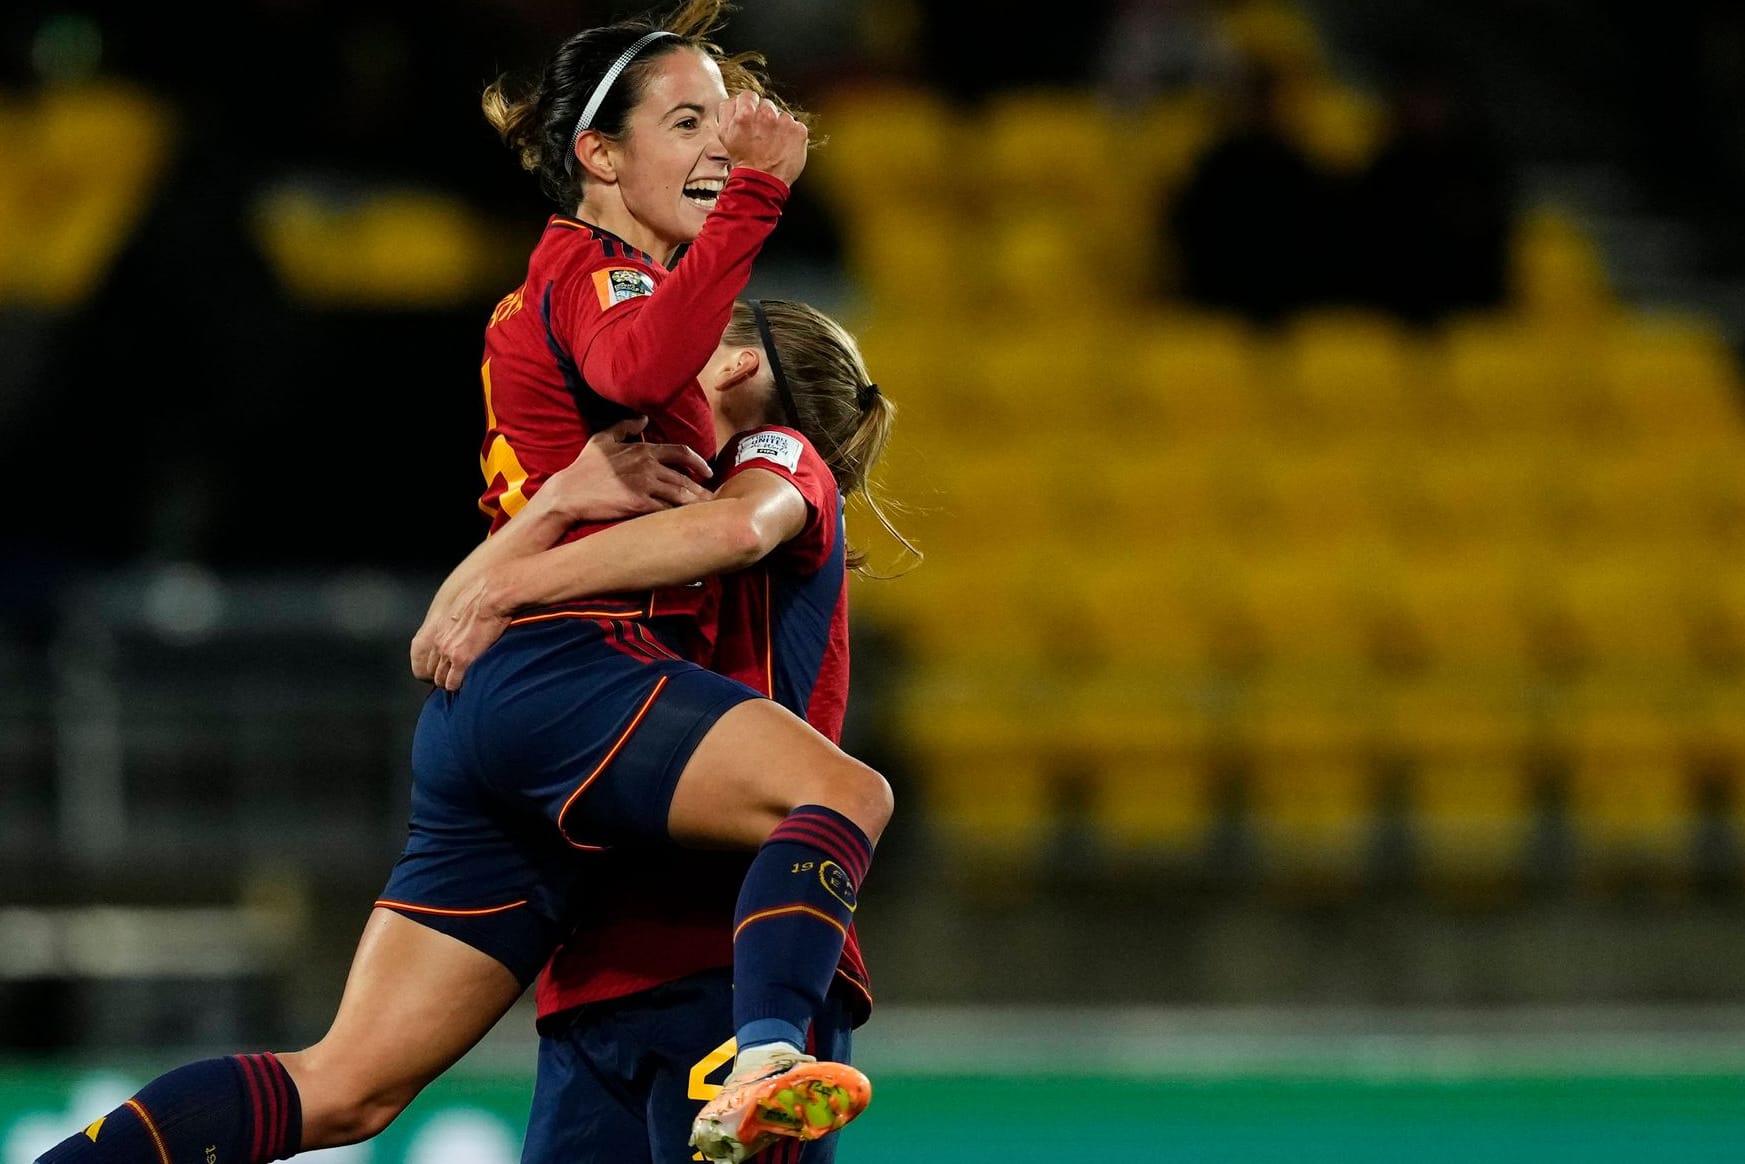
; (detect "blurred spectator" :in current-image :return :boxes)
[712,0,866,103]
[1167,58,1336,325]
[1341,52,1515,327]
[1093,0,1237,105]
[916,0,1118,104]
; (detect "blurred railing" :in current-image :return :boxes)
[28,565,431,876]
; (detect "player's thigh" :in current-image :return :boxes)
[376,687,576,986]
[463,617,761,848]
[666,698,888,849]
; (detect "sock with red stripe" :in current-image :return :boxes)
[34,1053,301,1164]
[731,804,872,1056]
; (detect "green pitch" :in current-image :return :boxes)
[5,1066,1742,1162]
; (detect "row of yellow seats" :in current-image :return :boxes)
[855,548,1745,677]
[886,434,1745,554]
[809,65,1380,220]
[838,193,1619,326]
[896,666,1745,891]
[858,309,1745,445]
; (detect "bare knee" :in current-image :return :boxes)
[806,757,894,844]
[278,1045,418,1148]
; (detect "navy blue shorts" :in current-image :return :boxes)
[376,617,763,983]
[521,969,857,1164]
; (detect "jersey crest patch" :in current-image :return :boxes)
[734,430,803,473]
[592,266,655,310]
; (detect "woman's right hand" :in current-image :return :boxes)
[717,91,809,186]
[539,416,713,523]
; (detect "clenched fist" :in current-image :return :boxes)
[717,91,808,186]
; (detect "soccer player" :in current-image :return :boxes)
[414,299,905,1162]
[33,292,893,1164]
[34,4,892,1159]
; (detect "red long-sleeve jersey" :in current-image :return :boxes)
[474,168,789,630]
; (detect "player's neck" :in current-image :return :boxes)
[572,197,678,266]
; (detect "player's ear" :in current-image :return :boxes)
[573,128,617,183]
[699,346,760,393]
[716,348,762,392]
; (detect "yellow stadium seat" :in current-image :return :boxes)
[849,314,975,449]
[979,209,1140,321]
[0,82,177,308]
[1562,446,1709,555]
[255,187,518,308]
[1124,313,1274,440]
[840,206,976,322]
[1276,310,1427,435]
[1247,444,1389,550]
[1235,546,1378,671]
[1219,0,1330,79]
[1378,549,1543,673]
[1689,674,1745,833]
[969,93,1151,301]
[1133,91,1218,198]
[808,82,965,218]
[1072,561,1227,673]
[974,89,1124,209]
[905,458,1054,561]
[958,317,1126,438]
[1552,676,1698,891]
[1434,318,1615,439]
[1511,206,1616,324]
[1685,447,1745,552]
[1068,673,1218,858]
[1542,554,1698,675]
[896,668,1059,871]
[1595,313,1745,446]
[1387,444,1547,555]
[1058,449,1232,553]
[1690,559,1745,675]
[1386,674,1538,899]
[1280,80,1384,174]
[1239,674,1383,896]
[894,566,1155,872]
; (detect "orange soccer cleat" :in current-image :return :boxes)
[689,1050,872,1163]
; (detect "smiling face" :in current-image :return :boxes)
[575,46,730,261]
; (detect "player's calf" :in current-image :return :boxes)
[34,1054,301,1164]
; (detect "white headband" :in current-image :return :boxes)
[566,30,678,174]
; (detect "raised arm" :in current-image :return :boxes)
[422,467,807,691]
[576,95,808,413]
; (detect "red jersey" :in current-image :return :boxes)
[535,426,870,1030]
[475,168,790,632]
[709,427,852,741]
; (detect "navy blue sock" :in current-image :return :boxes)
[732,804,873,1054]
[35,1053,302,1164]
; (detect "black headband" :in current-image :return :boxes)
[749,299,801,429]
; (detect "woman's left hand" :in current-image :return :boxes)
[421,575,511,692]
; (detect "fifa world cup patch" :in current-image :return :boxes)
[592,266,655,310]
[819,860,857,910]
[734,430,803,473]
